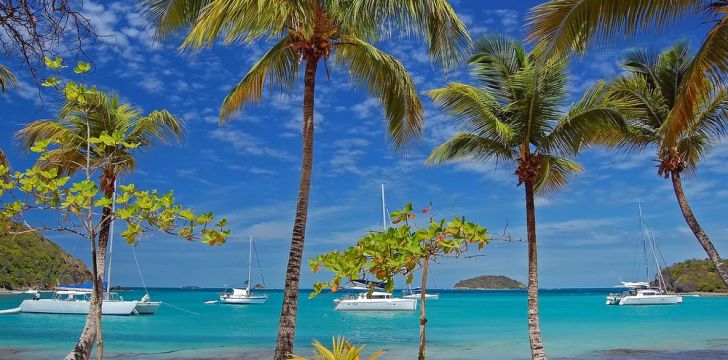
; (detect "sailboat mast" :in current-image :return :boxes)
[105,179,118,295]
[647,229,667,291]
[638,203,650,283]
[381,183,387,231]
[247,235,253,291]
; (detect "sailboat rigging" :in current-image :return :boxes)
[219,235,268,304]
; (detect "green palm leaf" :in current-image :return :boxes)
[533,154,582,194]
[0,64,17,93]
[220,35,299,120]
[334,35,423,147]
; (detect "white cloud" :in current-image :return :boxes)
[209,127,294,161]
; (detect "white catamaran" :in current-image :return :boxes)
[606,204,682,306]
[219,235,268,304]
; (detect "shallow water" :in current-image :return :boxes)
[0,289,726,359]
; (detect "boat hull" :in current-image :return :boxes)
[219,296,268,304]
[618,295,682,305]
[334,298,417,311]
[134,301,161,314]
[19,299,138,315]
[403,294,439,300]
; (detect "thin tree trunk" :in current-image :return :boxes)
[273,58,318,360]
[65,170,116,360]
[671,172,728,287]
[525,180,547,360]
[418,257,429,360]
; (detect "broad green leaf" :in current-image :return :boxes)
[73,61,91,74]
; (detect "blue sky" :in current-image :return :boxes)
[1,1,726,289]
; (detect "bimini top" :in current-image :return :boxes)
[619,281,650,289]
[351,279,386,289]
[57,281,106,292]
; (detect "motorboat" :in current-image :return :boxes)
[402,287,439,300]
[219,235,268,305]
[334,291,417,311]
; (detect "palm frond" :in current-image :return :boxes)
[608,75,668,130]
[468,35,526,99]
[336,0,471,70]
[16,120,85,150]
[690,87,728,140]
[0,148,8,168]
[426,82,513,143]
[129,110,186,145]
[426,132,517,165]
[182,0,306,48]
[0,64,17,93]
[220,35,300,120]
[622,48,659,88]
[654,42,691,109]
[334,35,423,148]
[662,14,728,145]
[526,0,703,58]
[543,81,630,156]
[534,154,582,194]
[141,0,209,38]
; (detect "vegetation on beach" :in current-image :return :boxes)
[310,203,489,360]
[142,0,470,358]
[0,221,91,290]
[292,337,382,360]
[662,259,728,293]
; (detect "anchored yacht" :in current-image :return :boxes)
[219,235,268,305]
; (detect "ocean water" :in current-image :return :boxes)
[1,289,727,359]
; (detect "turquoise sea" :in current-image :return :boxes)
[1,289,727,359]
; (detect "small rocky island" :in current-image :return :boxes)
[454,275,526,290]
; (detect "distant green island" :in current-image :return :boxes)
[0,222,91,290]
[454,275,526,290]
[662,259,728,293]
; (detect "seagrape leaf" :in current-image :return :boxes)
[74,61,91,74]
[41,77,59,87]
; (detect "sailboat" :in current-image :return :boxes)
[219,235,268,304]
[606,204,682,306]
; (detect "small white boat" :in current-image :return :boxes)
[219,235,268,305]
[334,291,417,311]
[133,294,161,314]
[19,291,138,315]
[402,287,439,300]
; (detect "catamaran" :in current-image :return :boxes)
[606,204,682,306]
[219,235,268,304]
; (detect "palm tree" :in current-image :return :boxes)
[527,0,728,153]
[0,64,17,93]
[600,42,728,287]
[17,89,184,360]
[426,35,628,360]
[142,1,470,358]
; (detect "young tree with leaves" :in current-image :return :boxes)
[426,35,630,360]
[310,203,489,360]
[142,1,471,357]
[15,57,186,360]
[600,42,728,288]
[2,58,229,360]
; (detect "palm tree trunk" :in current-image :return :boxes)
[525,180,547,360]
[273,57,318,360]
[418,257,429,360]
[671,172,728,287]
[65,170,116,360]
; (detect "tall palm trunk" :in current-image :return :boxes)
[671,172,728,287]
[273,57,318,360]
[65,170,116,360]
[418,257,429,360]
[524,179,547,360]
